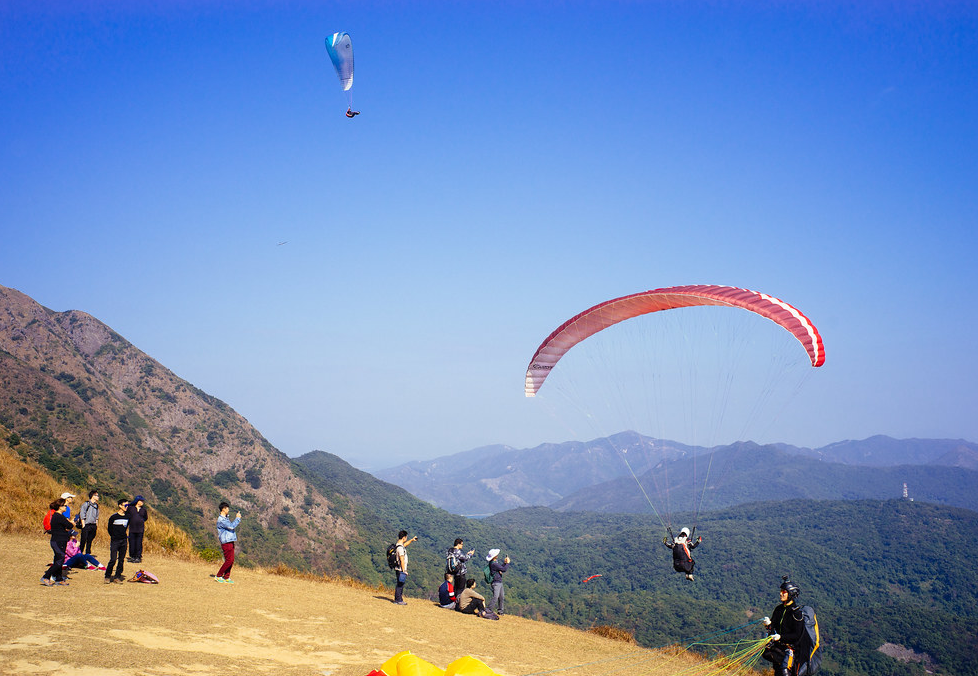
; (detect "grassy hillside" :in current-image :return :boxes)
[0,422,197,558]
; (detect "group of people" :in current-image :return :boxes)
[390,532,511,620]
[41,490,149,586]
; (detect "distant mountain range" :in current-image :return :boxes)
[375,434,978,516]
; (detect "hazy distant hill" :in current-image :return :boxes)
[374,432,699,515]
[377,434,978,516]
[554,442,978,513]
[798,434,978,468]
[0,284,365,571]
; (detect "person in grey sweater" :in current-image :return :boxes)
[78,490,100,554]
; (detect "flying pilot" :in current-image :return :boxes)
[663,527,702,581]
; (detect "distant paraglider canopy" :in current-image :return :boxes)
[325,32,358,116]
[581,574,603,583]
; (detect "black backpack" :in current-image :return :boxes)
[386,543,399,569]
[796,606,822,676]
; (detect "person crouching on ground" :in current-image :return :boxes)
[215,502,242,584]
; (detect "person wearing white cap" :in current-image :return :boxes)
[485,548,511,616]
[60,492,76,524]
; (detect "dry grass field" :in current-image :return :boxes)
[0,435,758,676]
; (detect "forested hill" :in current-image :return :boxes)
[481,499,978,676]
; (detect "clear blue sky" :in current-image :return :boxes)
[3,1,976,469]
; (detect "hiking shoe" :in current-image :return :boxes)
[224,579,235,584]
[41,577,54,586]
[113,575,126,582]
[394,600,407,605]
[97,565,106,571]
[87,564,98,570]
[104,577,114,584]
[54,580,69,586]
[214,577,226,583]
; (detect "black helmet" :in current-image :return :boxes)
[780,576,800,601]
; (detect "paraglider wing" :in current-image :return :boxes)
[325,32,354,92]
[582,574,603,583]
[524,285,824,397]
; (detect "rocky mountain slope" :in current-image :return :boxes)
[0,284,356,570]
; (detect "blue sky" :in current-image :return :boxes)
[2,1,976,469]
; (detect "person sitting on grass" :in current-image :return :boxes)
[438,573,456,609]
[64,534,105,571]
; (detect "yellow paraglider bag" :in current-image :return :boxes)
[444,655,497,676]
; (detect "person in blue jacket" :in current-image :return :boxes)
[215,502,242,583]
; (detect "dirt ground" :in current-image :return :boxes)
[0,532,663,676]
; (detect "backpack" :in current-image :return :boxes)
[446,549,461,575]
[796,606,822,676]
[43,509,55,533]
[129,569,159,584]
[386,543,399,570]
[483,564,493,585]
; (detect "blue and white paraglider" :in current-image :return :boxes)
[325,32,358,118]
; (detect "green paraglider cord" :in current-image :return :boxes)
[619,450,669,534]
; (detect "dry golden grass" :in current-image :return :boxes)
[0,427,765,676]
[0,428,196,559]
[587,625,636,644]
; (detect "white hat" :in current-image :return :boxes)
[61,492,76,499]
[486,548,500,561]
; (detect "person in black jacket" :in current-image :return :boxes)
[763,577,806,676]
[663,527,702,581]
[105,499,130,583]
[126,496,148,563]
[41,499,73,586]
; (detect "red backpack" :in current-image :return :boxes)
[43,509,55,533]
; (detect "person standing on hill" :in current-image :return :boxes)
[446,538,475,606]
[78,490,99,554]
[215,502,242,584]
[763,577,806,676]
[126,496,148,563]
[486,549,511,616]
[393,530,417,605]
[663,527,702,581]
[105,499,130,583]
[61,492,76,526]
[41,499,72,586]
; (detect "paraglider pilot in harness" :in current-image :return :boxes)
[763,576,808,676]
[346,108,360,118]
[663,527,702,581]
